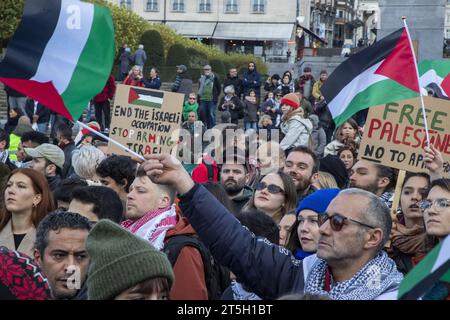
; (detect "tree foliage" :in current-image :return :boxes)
[166,44,189,67]
[140,30,165,67]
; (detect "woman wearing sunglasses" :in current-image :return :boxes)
[285,189,340,259]
[419,178,450,300]
[388,172,436,275]
[242,171,297,224]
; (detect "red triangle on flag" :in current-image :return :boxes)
[128,88,139,104]
[375,28,420,93]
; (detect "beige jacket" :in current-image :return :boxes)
[0,219,36,257]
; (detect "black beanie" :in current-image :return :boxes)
[319,155,349,189]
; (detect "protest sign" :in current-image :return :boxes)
[358,96,450,173]
[108,84,184,157]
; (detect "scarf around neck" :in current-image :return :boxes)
[390,222,428,255]
[305,251,403,300]
[121,205,178,251]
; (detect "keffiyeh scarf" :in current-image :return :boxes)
[121,205,178,251]
[305,251,403,300]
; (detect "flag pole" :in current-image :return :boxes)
[76,120,145,161]
[402,16,431,146]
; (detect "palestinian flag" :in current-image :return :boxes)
[398,235,450,300]
[128,88,164,109]
[321,27,421,127]
[419,60,450,99]
[0,0,115,121]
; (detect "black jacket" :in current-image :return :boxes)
[25,99,51,123]
[218,96,244,122]
[223,76,244,99]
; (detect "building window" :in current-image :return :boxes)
[225,0,239,13]
[251,0,265,13]
[172,0,185,12]
[120,0,132,10]
[145,0,158,11]
[199,0,212,12]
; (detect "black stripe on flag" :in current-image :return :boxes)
[0,0,61,79]
[133,88,164,99]
[321,28,404,102]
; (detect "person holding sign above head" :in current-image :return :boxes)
[123,65,144,87]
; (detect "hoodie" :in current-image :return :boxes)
[280,113,313,151]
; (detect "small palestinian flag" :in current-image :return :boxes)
[321,27,421,127]
[419,60,450,99]
[398,235,450,300]
[0,0,115,121]
[128,88,164,109]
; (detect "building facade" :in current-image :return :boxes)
[310,0,336,48]
[109,0,298,62]
[333,0,356,47]
[354,0,379,46]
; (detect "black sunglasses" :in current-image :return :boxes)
[255,182,285,194]
[318,212,375,231]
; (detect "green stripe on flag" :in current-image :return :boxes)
[398,240,444,299]
[334,79,418,127]
[419,60,450,78]
[61,5,115,121]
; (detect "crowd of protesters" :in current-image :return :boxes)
[0,54,449,301]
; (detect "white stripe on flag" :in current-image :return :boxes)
[419,69,448,97]
[431,235,450,273]
[328,61,387,118]
[138,94,163,104]
[31,0,94,94]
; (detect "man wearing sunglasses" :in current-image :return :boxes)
[349,160,397,209]
[283,146,319,202]
[142,154,403,300]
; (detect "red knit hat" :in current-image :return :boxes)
[81,121,101,135]
[280,93,300,109]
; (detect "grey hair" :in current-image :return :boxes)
[224,85,235,94]
[138,44,144,49]
[339,188,392,252]
[71,146,106,181]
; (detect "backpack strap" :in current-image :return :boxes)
[163,235,214,298]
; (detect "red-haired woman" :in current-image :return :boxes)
[0,168,54,256]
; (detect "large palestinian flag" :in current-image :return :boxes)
[321,27,421,127]
[128,88,164,109]
[0,0,115,121]
[398,235,450,300]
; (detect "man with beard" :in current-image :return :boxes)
[283,146,319,202]
[349,160,397,209]
[220,158,252,215]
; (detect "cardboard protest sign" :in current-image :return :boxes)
[108,84,184,157]
[358,96,450,173]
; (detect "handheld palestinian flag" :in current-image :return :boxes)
[321,27,421,127]
[0,0,115,121]
[128,88,164,109]
[398,235,450,300]
[419,59,450,99]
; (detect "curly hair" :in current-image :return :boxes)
[95,155,137,193]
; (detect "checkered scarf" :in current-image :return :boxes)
[305,251,403,300]
[121,205,178,251]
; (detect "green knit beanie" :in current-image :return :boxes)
[86,219,174,300]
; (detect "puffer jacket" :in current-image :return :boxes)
[279,113,313,151]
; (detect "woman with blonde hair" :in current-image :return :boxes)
[311,171,338,190]
[123,65,144,87]
[0,168,54,256]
